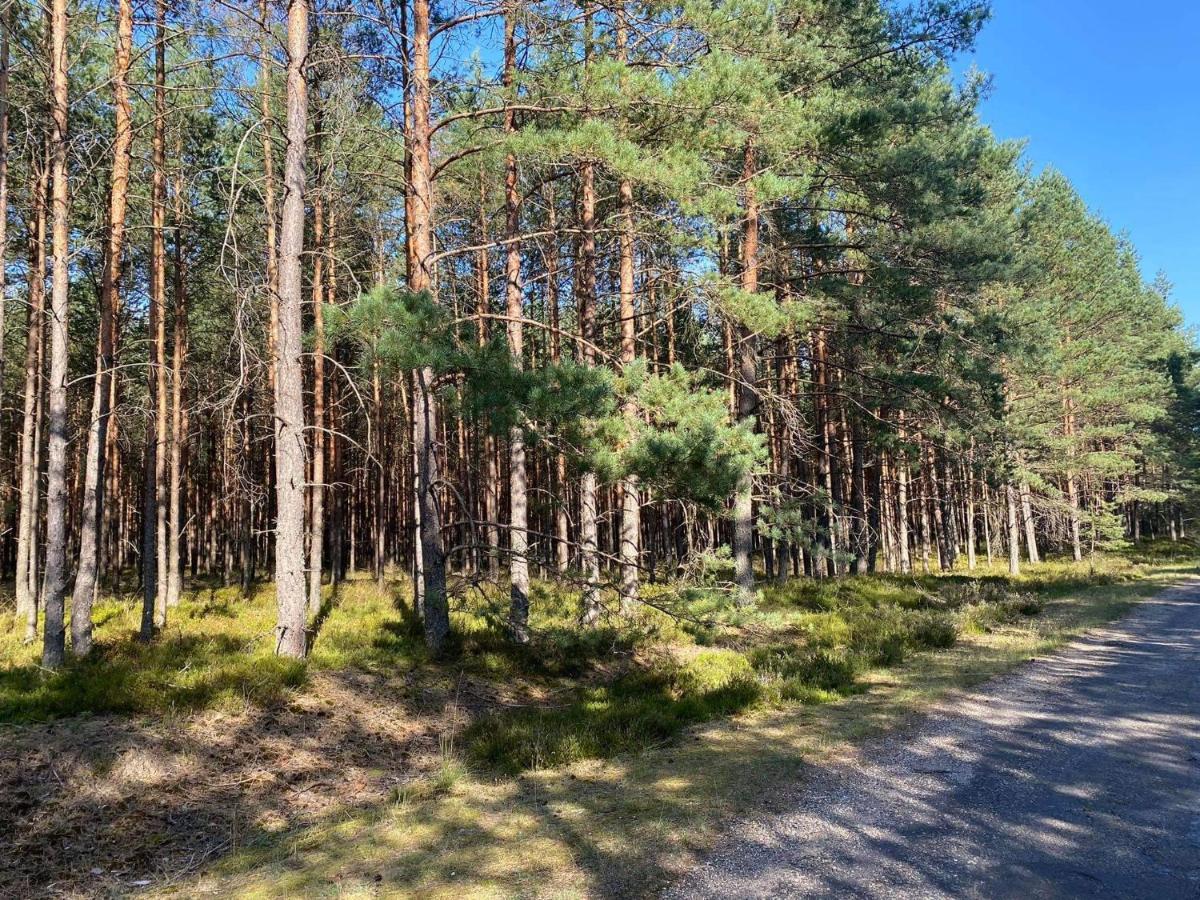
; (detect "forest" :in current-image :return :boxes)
[0,0,1198,894]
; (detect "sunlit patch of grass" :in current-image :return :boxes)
[0,579,421,722]
[750,645,861,701]
[0,588,303,721]
[0,575,653,724]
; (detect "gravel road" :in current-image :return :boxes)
[666,580,1200,899]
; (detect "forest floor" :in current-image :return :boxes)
[0,547,1196,898]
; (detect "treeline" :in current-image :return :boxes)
[0,0,1196,666]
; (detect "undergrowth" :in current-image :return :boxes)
[1,545,1191,779]
[461,545,1186,774]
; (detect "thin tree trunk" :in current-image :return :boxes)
[918,466,932,573]
[414,366,448,648]
[372,356,385,584]
[167,150,188,609]
[615,5,640,611]
[965,450,977,572]
[28,313,45,624]
[1006,482,1021,576]
[773,332,791,583]
[141,0,169,638]
[410,376,424,614]
[308,167,326,616]
[502,3,530,641]
[41,0,71,668]
[409,0,449,652]
[732,139,758,606]
[545,185,570,574]
[813,328,835,577]
[327,207,344,585]
[15,140,49,638]
[274,0,310,659]
[1019,479,1039,564]
[475,172,500,576]
[153,0,171,623]
[851,418,869,574]
[577,191,600,623]
[896,414,912,574]
[260,0,280,396]
[928,443,954,571]
[71,0,133,654]
[577,5,600,625]
[982,480,994,566]
[1064,393,1083,561]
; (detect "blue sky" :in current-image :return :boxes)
[957,0,1200,328]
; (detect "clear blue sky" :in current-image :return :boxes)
[957,0,1200,327]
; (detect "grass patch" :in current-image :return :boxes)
[466,650,761,775]
[458,548,1169,776]
[0,590,316,721]
[0,578,653,723]
[750,645,861,703]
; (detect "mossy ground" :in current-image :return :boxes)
[1,544,1195,896]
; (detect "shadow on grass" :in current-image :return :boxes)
[465,665,763,775]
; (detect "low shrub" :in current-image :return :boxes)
[750,645,861,702]
[465,655,761,775]
[959,592,1044,633]
[909,611,959,649]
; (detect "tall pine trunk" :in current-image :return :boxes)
[72,0,132,654]
[141,0,169,638]
[260,0,280,395]
[732,139,758,606]
[409,0,449,653]
[1063,389,1083,561]
[503,3,531,641]
[615,6,641,610]
[475,172,500,575]
[308,166,326,617]
[544,186,570,574]
[274,0,310,659]
[1005,482,1021,576]
[576,5,600,625]
[166,151,188,609]
[813,328,835,577]
[965,449,978,571]
[15,142,48,639]
[577,158,601,624]
[1019,479,1039,564]
[41,0,71,668]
